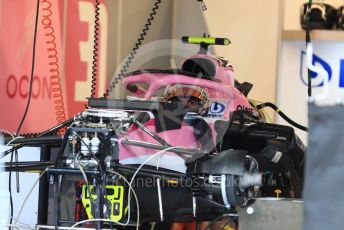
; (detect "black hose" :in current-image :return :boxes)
[306,0,313,97]
[256,102,308,132]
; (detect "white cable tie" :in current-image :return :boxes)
[271,151,283,163]
[157,178,164,222]
[193,196,197,218]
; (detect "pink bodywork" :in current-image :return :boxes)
[119,55,257,172]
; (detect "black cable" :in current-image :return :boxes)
[256,102,308,132]
[103,0,162,98]
[9,1,40,228]
[91,0,100,98]
[305,0,312,45]
[306,0,313,97]
[15,0,40,136]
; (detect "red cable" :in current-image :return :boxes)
[41,0,67,134]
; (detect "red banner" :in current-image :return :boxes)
[0,0,108,134]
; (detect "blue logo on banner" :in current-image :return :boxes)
[300,51,332,87]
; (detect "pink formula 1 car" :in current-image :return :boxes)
[3,36,306,227]
[86,36,305,223]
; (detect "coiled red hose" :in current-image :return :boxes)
[41,0,66,133]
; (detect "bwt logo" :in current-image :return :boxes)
[210,102,225,114]
[300,51,344,88]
